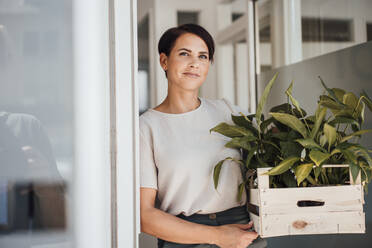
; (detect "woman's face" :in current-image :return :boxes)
[160,33,210,92]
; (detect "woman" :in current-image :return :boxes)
[140,24,266,248]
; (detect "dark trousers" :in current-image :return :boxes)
[157,206,267,248]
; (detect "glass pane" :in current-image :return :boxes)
[257,0,372,71]
[138,15,151,114]
[0,0,72,247]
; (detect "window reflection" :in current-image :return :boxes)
[0,0,72,247]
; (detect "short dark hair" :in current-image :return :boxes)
[158,23,215,63]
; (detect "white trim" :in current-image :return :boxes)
[113,0,140,247]
[72,0,111,247]
[246,0,257,113]
[216,14,247,44]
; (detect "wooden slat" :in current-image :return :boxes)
[249,189,260,206]
[259,185,363,214]
[249,212,261,235]
[257,168,270,189]
[259,211,365,238]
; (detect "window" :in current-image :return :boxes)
[367,23,372,41]
[302,18,353,42]
[177,11,199,25]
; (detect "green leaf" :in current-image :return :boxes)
[286,81,305,116]
[280,141,303,158]
[225,136,255,151]
[237,182,245,202]
[295,163,314,185]
[309,150,332,166]
[261,117,275,132]
[323,123,337,149]
[296,138,326,152]
[341,148,358,164]
[264,157,300,176]
[319,76,346,106]
[231,114,254,129]
[319,95,345,110]
[361,90,372,112]
[328,117,360,130]
[331,148,342,155]
[349,162,360,184]
[310,107,327,139]
[256,72,278,130]
[340,129,372,143]
[210,123,253,138]
[320,135,327,147]
[270,112,308,138]
[213,159,225,189]
[332,88,346,102]
[213,157,239,189]
[245,145,257,169]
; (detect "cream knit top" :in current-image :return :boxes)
[139,97,248,216]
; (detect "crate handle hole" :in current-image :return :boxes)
[297,200,325,207]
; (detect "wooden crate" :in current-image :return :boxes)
[248,165,366,238]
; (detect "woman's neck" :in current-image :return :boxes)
[154,91,200,114]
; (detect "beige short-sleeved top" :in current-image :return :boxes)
[139,97,248,216]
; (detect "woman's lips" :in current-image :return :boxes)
[183,72,200,78]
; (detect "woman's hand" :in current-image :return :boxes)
[214,221,258,248]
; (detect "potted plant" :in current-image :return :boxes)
[211,73,372,237]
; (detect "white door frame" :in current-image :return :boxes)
[73,0,139,247]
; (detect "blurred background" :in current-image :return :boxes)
[137,0,372,247]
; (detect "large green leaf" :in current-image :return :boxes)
[328,117,360,130]
[319,76,346,106]
[319,95,345,110]
[340,129,372,143]
[270,112,308,138]
[310,107,327,139]
[225,136,255,151]
[295,163,314,185]
[332,88,346,102]
[323,123,337,149]
[348,145,372,167]
[309,150,331,166]
[210,123,252,138]
[296,138,326,152]
[256,73,278,130]
[264,157,300,176]
[279,141,303,158]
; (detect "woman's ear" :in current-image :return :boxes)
[159,53,168,71]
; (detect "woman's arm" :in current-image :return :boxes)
[140,188,258,247]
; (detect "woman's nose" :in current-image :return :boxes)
[189,59,199,68]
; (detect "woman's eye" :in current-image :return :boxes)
[199,55,208,59]
[179,52,189,56]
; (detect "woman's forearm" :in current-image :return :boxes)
[141,207,220,245]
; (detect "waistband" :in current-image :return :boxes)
[176,205,247,222]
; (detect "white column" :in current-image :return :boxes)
[73,0,111,247]
[271,0,302,68]
[246,0,256,113]
[114,0,140,247]
[216,4,235,103]
[235,43,249,111]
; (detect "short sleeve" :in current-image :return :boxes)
[139,129,158,189]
